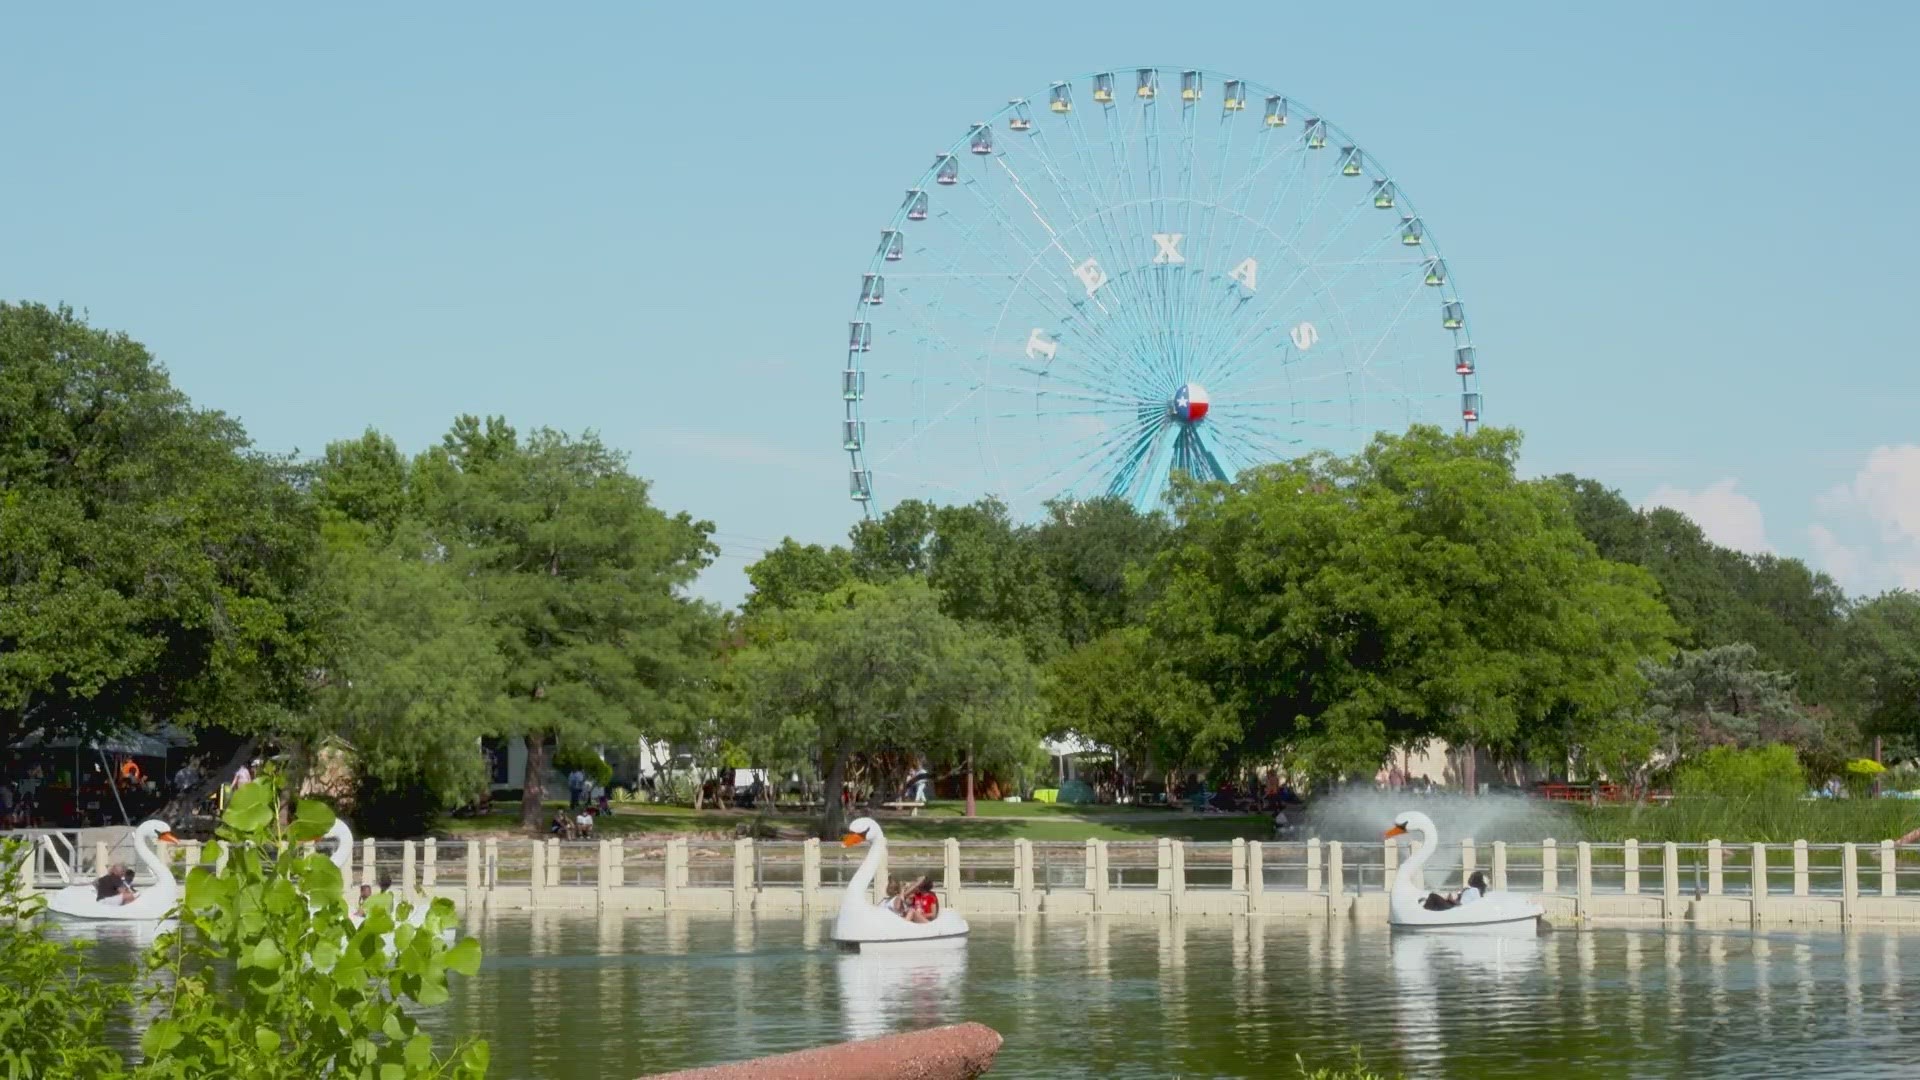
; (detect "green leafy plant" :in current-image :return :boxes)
[136,779,488,1079]
[1673,744,1806,802]
[0,839,135,1079]
[1295,1047,1401,1079]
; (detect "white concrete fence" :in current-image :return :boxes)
[15,832,1920,926]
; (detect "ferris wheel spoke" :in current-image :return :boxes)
[1046,110,1164,367]
[1193,190,1388,376]
[952,184,1172,397]
[918,207,1161,403]
[1098,100,1183,391]
[1200,249,1423,389]
[1014,411,1167,500]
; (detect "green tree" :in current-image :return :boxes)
[1145,427,1677,778]
[1844,591,1920,757]
[1548,474,1851,708]
[1638,643,1828,763]
[1044,626,1236,788]
[741,538,854,619]
[1031,496,1171,650]
[303,431,510,835]
[728,577,1042,835]
[419,419,719,828]
[0,302,326,749]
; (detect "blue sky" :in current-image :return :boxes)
[5,3,1918,605]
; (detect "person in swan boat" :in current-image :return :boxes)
[885,875,938,923]
[1424,870,1489,911]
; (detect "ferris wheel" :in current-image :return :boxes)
[841,66,1481,517]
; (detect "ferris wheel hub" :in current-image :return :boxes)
[1172,383,1210,424]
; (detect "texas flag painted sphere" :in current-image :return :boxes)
[1173,382,1210,424]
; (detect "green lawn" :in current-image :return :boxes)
[440,800,1272,843]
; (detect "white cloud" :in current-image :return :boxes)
[1641,479,1774,554]
[1813,445,1920,592]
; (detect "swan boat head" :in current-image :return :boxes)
[843,816,883,847]
[1383,810,1437,848]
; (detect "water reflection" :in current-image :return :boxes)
[835,942,967,1041]
[47,913,1920,1079]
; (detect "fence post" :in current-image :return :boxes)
[732,838,754,913]
[597,840,613,913]
[1156,838,1173,895]
[1460,839,1476,889]
[545,838,562,888]
[665,839,688,909]
[95,840,110,879]
[401,840,417,894]
[609,838,624,888]
[361,838,376,887]
[1662,842,1679,918]
[943,838,962,910]
[1491,841,1508,893]
[1307,838,1323,892]
[530,839,546,907]
[1750,843,1767,899]
[1707,840,1723,896]
[422,838,437,889]
[1576,842,1593,916]
[1169,841,1186,914]
[1383,836,1399,892]
[1542,839,1559,894]
[1881,840,1897,897]
[1328,841,1345,906]
[802,838,821,912]
[1792,840,1809,898]
[1624,840,1640,895]
[1231,838,1248,893]
[464,840,481,899]
[1842,843,1859,922]
[1092,840,1109,912]
[1248,841,1265,907]
[484,838,499,889]
[1083,839,1100,904]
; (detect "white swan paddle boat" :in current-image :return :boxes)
[46,819,179,921]
[831,816,969,951]
[324,817,455,944]
[1385,811,1544,932]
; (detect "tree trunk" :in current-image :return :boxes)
[820,739,851,839]
[964,749,976,818]
[152,737,258,831]
[520,733,551,830]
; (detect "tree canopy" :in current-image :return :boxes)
[0,302,324,749]
[725,577,1044,834]
[1138,427,1678,776]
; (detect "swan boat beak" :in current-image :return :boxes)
[841,833,865,847]
[158,833,179,844]
[1383,824,1407,839]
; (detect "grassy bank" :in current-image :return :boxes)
[439,802,1273,843]
[1568,798,1920,844]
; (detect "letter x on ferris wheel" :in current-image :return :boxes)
[840,66,1482,518]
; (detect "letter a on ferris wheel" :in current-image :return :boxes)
[841,66,1482,517]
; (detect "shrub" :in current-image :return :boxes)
[0,840,134,1078]
[136,778,489,1078]
[1674,744,1805,802]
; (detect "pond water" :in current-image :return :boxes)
[62,913,1920,1078]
